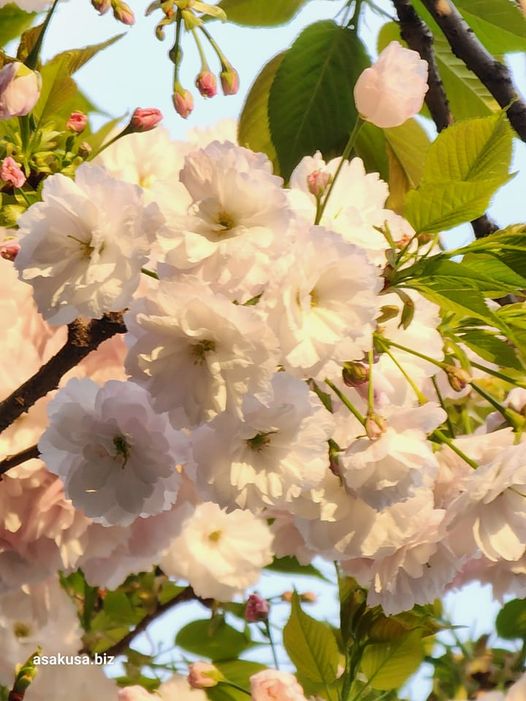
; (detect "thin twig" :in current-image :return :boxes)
[94,586,212,659]
[0,444,39,478]
[0,312,126,436]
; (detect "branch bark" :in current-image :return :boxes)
[0,312,126,436]
[0,444,39,478]
[392,0,500,238]
[420,0,526,142]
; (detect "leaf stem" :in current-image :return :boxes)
[264,619,280,670]
[325,379,366,426]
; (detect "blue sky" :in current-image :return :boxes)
[41,1,526,694]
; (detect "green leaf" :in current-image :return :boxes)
[354,122,389,182]
[33,34,124,127]
[218,0,307,26]
[384,120,431,212]
[457,328,522,370]
[103,591,143,626]
[268,20,369,180]
[238,52,284,171]
[404,112,513,233]
[454,0,526,54]
[422,112,513,184]
[404,178,510,234]
[496,599,526,639]
[176,619,253,661]
[283,592,339,686]
[0,6,35,48]
[266,555,328,581]
[360,631,424,691]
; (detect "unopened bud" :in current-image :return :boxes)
[129,107,163,132]
[220,64,239,96]
[111,0,135,25]
[445,365,471,392]
[307,169,331,198]
[91,0,111,14]
[300,592,317,603]
[0,157,26,188]
[342,362,369,387]
[417,232,434,245]
[0,241,20,261]
[365,413,387,440]
[188,662,223,689]
[195,70,217,98]
[245,593,269,622]
[172,86,194,119]
[66,111,88,134]
[77,142,93,160]
[282,591,293,602]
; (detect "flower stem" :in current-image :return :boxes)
[431,429,478,469]
[219,681,251,696]
[470,381,523,431]
[264,619,280,670]
[315,118,363,225]
[325,379,366,426]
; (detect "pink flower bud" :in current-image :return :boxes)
[92,0,111,13]
[188,662,223,689]
[0,241,21,262]
[112,0,135,25]
[354,41,429,128]
[0,62,41,120]
[220,64,239,96]
[195,70,217,98]
[0,157,26,188]
[172,87,194,119]
[245,593,270,622]
[66,111,88,134]
[129,107,163,132]
[307,169,331,198]
[365,413,387,440]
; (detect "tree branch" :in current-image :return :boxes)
[91,586,212,659]
[392,0,452,131]
[420,0,526,142]
[392,0,500,238]
[0,444,39,478]
[0,312,126,436]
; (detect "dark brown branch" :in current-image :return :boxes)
[94,586,212,659]
[392,0,500,238]
[420,0,526,142]
[393,0,452,131]
[0,312,126,436]
[0,444,39,478]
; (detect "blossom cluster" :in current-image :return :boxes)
[0,37,524,699]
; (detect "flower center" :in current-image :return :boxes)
[113,434,131,468]
[208,530,223,543]
[190,339,216,365]
[66,233,96,259]
[246,431,277,452]
[14,622,31,638]
[215,210,236,233]
[309,288,319,307]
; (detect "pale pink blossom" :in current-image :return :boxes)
[118,687,155,701]
[354,41,428,128]
[0,157,26,187]
[249,670,308,701]
[173,88,194,119]
[0,62,41,119]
